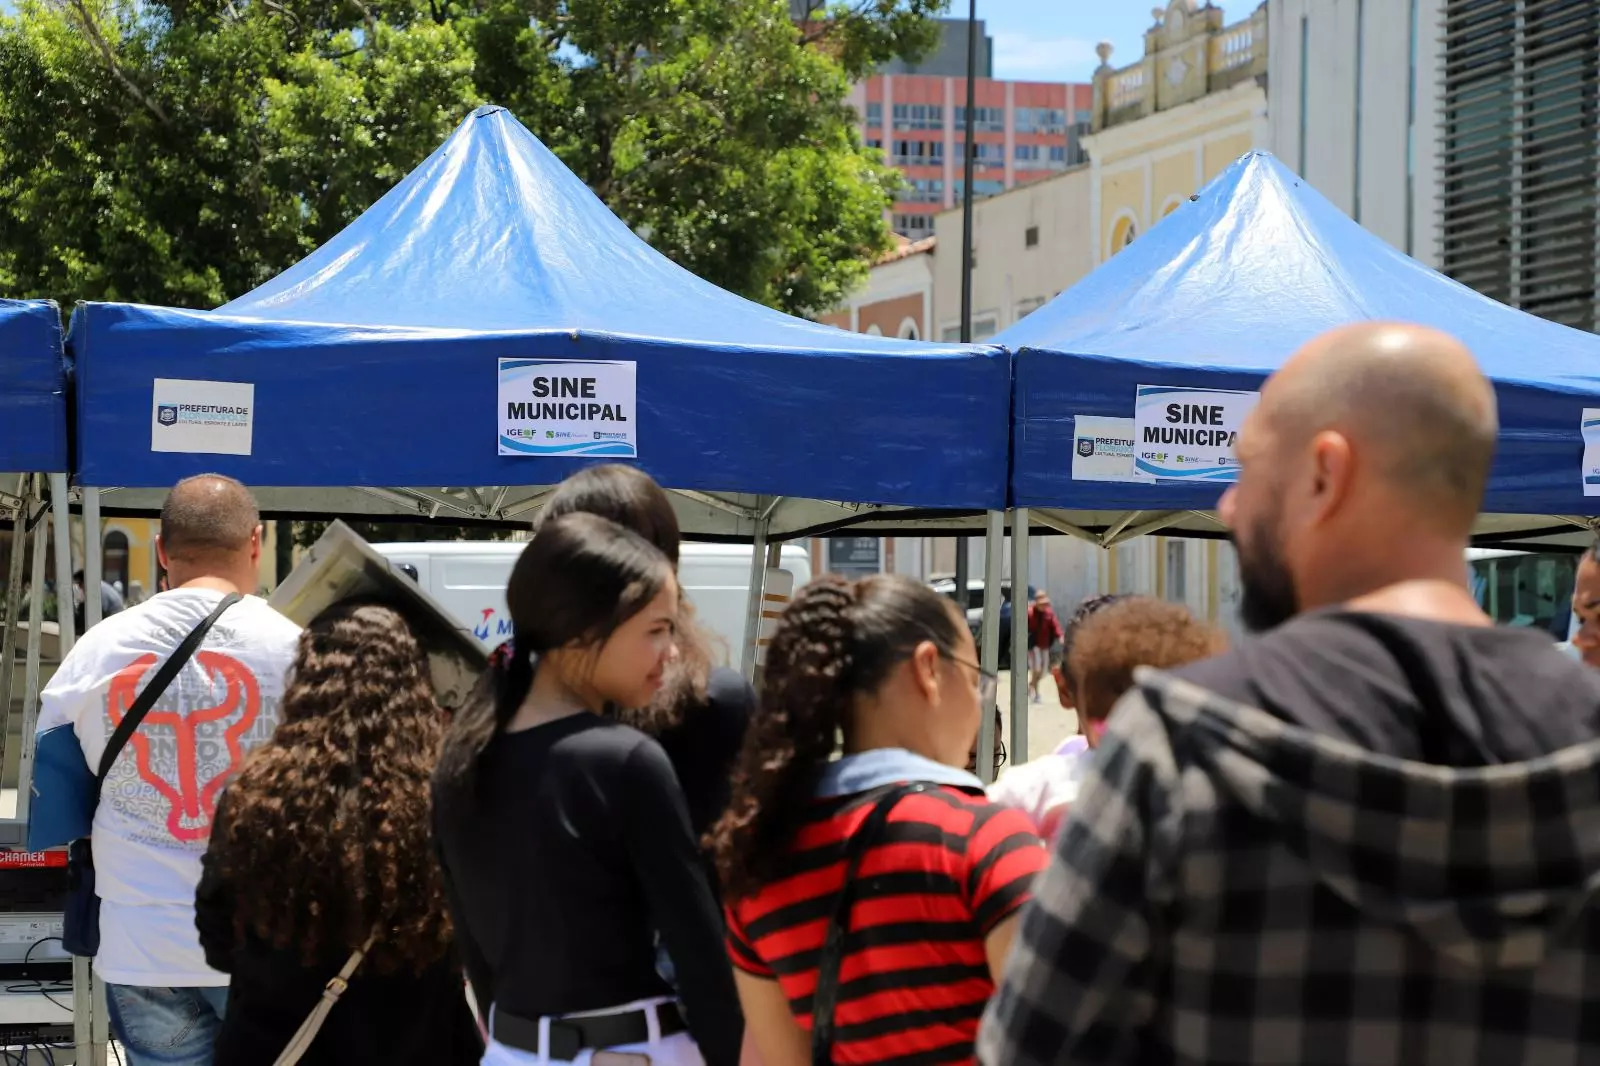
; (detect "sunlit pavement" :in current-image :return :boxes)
[994,669,1079,769]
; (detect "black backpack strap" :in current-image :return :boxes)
[92,593,242,801]
[811,782,929,1066]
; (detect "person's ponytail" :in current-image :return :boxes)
[433,638,533,813]
[711,577,857,900]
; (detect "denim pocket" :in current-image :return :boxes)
[105,984,203,1053]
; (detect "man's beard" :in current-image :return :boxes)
[1233,514,1298,633]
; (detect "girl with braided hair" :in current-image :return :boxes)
[710,574,1046,1066]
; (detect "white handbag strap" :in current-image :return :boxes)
[271,932,378,1066]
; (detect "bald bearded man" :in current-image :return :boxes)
[980,324,1600,1066]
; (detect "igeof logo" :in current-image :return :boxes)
[1141,451,1169,463]
[157,405,179,427]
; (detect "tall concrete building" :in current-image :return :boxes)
[1271,0,1598,335]
[1267,0,1444,265]
[851,72,1095,238]
[828,19,1093,239]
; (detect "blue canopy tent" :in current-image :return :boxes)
[1001,151,1600,549]
[0,298,75,830]
[0,299,67,477]
[67,106,1009,543]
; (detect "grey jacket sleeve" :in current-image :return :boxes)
[977,690,1178,1066]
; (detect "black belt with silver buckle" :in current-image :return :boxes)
[494,1001,687,1060]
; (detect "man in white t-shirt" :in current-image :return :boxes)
[36,475,300,1066]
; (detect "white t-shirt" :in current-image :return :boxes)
[36,588,300,986]
[987,737,1093,841]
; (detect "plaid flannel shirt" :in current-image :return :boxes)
[979,667,1600,1066]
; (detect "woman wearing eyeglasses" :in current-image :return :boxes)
[709,574,1047,1066]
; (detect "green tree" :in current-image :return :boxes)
[0,0,478,308]
[0,0,945,319]
[466,0,939,315]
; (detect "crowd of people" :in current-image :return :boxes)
[34,320,1600,1066]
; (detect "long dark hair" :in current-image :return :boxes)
[543,464,718,729]
[205,601,450,973]
[544,465,681,567]
[433,512,671,808]
[709,573,963,900]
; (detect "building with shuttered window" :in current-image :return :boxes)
[1439,0,1599,332]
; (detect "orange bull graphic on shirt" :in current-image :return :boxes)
[104,651,264,844]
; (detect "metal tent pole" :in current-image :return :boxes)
[84,488,103,631]
[976,509,1005,783]
[739,513,771,682]
[0,475,30,754]
[1010,508,1031,764]
[48,475,74,658]
[77,490,112,1060]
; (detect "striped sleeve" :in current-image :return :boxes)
[976,689,1174,1066]
[724,905,775,977]
[965,803,1048,934]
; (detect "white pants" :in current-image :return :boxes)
[482,997,705,1066]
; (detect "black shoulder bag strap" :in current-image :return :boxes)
[811,781,929,1066]
[91,593,242,803]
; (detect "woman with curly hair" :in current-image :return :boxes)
[194,600,481,1065]
[433,512,741,1066]
[711,574,1047,1066]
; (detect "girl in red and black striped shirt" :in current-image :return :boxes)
[710,575,1047,1066]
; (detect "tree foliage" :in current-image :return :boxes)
[0,0,947,318]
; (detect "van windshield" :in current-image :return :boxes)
[1466,551,1577,635]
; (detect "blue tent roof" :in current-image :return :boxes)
[69,106,1008,513]
[0,299,67,473]
[1004,151,1600,521]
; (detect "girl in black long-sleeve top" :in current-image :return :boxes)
[432,512,742,1066]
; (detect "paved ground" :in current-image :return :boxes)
[995,668,1079,770]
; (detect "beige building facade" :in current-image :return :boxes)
[820,235,934,340]
[929,164,1094,344]
[1085,1,1270,265]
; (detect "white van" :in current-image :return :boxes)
[1465,547,1577,635]
[372,541,813,665]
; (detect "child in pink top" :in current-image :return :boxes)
[990,596,1225,839]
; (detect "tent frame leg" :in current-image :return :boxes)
[49,475,76,659]
[739,514,770,682]
[977,511,1005,784]
[84,488,104,630]
[73,489,110,1061]
[0,475,30,767]
[1010,509,1031,766]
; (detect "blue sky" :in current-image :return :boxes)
[981,1,1252,82]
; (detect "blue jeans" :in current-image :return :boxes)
[105,984,228,1066]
